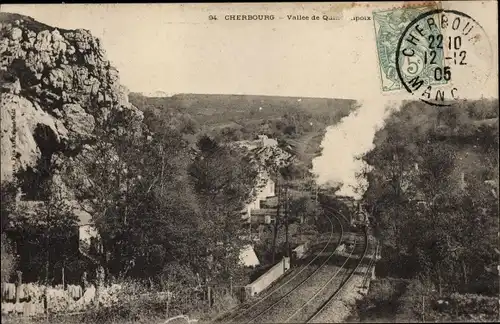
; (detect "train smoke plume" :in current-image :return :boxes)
[311,97,398,199]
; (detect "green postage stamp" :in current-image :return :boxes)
[373,4,446,92]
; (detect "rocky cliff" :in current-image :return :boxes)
[0,13,143,191]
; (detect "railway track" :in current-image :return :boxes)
[305,226,369,323]
[284,236,362,323]
[216,207,344,324]
[361,242,378,289]
[255,206,368,324]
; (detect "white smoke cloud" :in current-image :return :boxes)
[311,97,399,199]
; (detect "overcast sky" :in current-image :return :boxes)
[2,2,498,99]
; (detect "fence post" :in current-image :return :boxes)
[81,271,88,289]
[166,293,170,319]
[422,295,425,322]
[44,284,48,317]
[166,281,170,319]
[15,271,22,304]
[95,265,105,308]
[62,267,65,290]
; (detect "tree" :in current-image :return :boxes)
[1,180,18,236]
[1,233,16,282]
[188,135,259,284]
[362,99,499,294]
[289,194,317,224]
[61,105,147,280]
[4,180,79,284]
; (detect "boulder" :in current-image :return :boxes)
[10,27,22,41]
[0,93,67,183]
[61,103,95,138]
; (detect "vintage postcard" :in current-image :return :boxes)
[0,2,498,324]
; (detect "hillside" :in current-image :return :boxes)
[129,92,356,126]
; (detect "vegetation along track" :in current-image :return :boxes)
[304,225,369,323]
[216,203,343,324]
[360,242,378,290]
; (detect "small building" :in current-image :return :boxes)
[10,199,100,283]
[239,245,260,267]
[74,208,96,242]
[242,171,276,221]
[13,200,98,243]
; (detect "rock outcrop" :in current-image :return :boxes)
[0,13,143,186]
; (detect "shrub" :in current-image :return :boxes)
[441,293,498,316]
[78,278,211,323]
[1,233,16,282]
[354,278,411,322]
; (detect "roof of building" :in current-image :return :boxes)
[15,200,93,227]
[239,245,260,267]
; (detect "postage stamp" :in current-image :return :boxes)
[394,8,494,106]
[373,3,444,92]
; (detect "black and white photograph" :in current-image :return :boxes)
[0,2,498,323]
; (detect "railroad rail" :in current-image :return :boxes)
[217,205,343,324]
[305,226,369,323]
[361,242,378,289]
[283,236,359,323]
[244,208,344,324]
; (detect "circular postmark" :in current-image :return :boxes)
[395,9,493,106]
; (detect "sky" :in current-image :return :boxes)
[2,2,497,99]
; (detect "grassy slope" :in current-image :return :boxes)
[129,93,355,126]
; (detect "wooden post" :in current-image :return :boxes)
[498,264,500,322]
[82,271,88,289]
[44,284,48,316]
[422,295,425,322]
[284,185,290,260]
[95,265,105,308]
[272,179,281,264]
[166,281,170,319]
[207,286,212,308]
[15,271,22,304]
[61,266,65,290]
[249,208,251,241]
[95,268,99,308]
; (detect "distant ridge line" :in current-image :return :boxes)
[136,92,357,101]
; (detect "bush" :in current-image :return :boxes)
[354,276,499,322]
[439,293,498,316]
[396,279,435,321]
[206,290,239,320]
[354,278,412,322]
[83,292,169,323]
[1,233,16,282]
[78,277,223,323]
